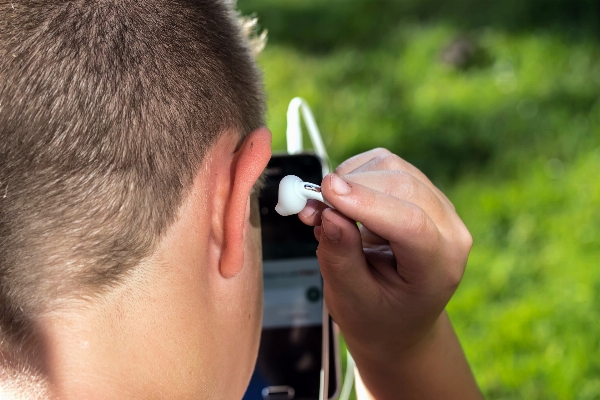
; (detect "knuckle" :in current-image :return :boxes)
[444,194,457,211]
[462,228,474,252]
[405,205,428,237]
[445,264,465,291]
[372,147,392,156]
[389,169,410,183]
[334,161,350,175]
[334,148,391,175]
[455,222,473,253]
[316,247,353,277]
[442,240,470,291]
[377,153,400,170]
[390,170,416,200]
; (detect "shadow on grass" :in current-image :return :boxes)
[239,0,600,54]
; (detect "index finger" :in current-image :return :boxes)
[322,173,444,284]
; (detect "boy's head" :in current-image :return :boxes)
[0,0,271,397]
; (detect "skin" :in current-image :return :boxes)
[37,128,272,399]
[299,149,483,399]
[24,132,482,399]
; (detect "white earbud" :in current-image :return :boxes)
[275,175,333,216]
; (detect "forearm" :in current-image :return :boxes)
[353,312,482,400]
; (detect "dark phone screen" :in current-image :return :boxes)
[243,154,337,400]
[260,155,323,260]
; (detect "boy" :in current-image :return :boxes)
[0,0,482,398]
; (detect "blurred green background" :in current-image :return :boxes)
[237,0,600,398]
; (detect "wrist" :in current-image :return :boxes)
[348,311,444,371]
[355,313,443,368]
[349,312,482,400]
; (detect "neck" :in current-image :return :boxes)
[34,257,215,400]
[39,274,166,399]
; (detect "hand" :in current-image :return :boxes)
[299,148,479,399]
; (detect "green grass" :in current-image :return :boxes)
[450,150,600,399]
[238,0,600,397]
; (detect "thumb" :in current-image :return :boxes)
[316,209,377,301]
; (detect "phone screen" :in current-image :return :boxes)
[244,154,337,400]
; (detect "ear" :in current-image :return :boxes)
[219,127,272,278]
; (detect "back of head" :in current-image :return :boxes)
[0,0,264,371]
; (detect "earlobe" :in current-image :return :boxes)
[220,127,272,278]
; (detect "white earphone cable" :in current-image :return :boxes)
[285,98,354,400]
[286,97,331,176]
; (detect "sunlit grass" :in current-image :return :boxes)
[450,149,600,399]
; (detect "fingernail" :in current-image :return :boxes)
[322,218,342,242]
[330,174,350,195]
[300,200,318,218]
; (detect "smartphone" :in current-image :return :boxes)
[244,154,340,400]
